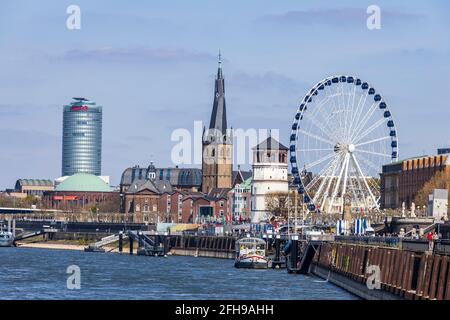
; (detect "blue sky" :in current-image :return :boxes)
[1,0,450,189]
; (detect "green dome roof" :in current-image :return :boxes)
[56,173,112,192]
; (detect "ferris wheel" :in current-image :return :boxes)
[290,75,398,215]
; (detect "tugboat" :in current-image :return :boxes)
[234,237,268,269]
[0,231,14,247]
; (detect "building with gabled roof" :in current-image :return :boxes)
[120,165,202,193]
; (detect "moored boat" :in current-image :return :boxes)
[0,231,14,247]
[234,237,268,269]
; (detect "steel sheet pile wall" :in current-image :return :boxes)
[170,235,236,259]
[312,242,450,300]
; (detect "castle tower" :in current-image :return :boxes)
[251,136,288,223]
[202,52,233,193]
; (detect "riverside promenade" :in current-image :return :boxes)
[309,237,450,300]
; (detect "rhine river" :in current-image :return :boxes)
[0,248,357,300]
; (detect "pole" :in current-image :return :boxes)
[154,232,159,254]
[291,235,299,271]
[163,232,169,256]
[129,237,134,255]
[118,231,123,253]
[138,231,143,249]
[275,234,281,264]
[294,191,298,233]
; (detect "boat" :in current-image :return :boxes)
[84,245,106,253]
[234,237,268,269]
[0,231,14,247]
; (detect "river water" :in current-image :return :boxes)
[0,248,356,300]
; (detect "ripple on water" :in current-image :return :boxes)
[0,248,357,300]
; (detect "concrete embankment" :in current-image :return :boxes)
[15,242,86,251]
[310,241,450,300]
[16,241,135,253]
[15,233,237,258]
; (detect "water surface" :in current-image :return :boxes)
[0,248,357,300]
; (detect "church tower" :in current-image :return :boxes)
[202,52,233,194]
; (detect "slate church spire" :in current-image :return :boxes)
[202,51,233,193]
[207,51,228,139]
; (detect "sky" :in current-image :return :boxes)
[1,0,450,189]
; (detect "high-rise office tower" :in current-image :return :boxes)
[62,97,102,176]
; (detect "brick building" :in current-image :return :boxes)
[43,173,119,211]
[380,150,450,209]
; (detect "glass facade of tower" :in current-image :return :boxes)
[62,98,102,176]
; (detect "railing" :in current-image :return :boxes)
[335,235,403,248]
[91,234,121,247]
[334,235,450,255]
[435,239,450,255]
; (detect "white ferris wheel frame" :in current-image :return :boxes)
[290,75,399,215]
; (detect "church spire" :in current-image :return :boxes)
[207,50,227,137]
[217,50,223,79]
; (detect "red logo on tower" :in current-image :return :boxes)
[71,105,89,111]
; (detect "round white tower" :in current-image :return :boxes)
[251,137,289,223]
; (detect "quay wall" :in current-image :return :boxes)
[168,235,236,260]
[310,242,450,300]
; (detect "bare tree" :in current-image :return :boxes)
[265,192,289,218]
[265,190,305,220]
[415,170,450,207]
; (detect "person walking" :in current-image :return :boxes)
[427,231,434,252]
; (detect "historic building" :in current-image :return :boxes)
[122,162,171,222]
[181,188,232,224]
[229,176,252,222]
[380,150,450,209]
[120,164,202,195]
[202,54,233,194]
[14,179,54,197]
[251,137,289,223]
[43,173,118,211]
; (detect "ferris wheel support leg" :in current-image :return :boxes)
[320,156,340,213]
[351,153,379,211]
[327,153,348,213]
[341,153,351,196]
[320,156,340,214]
[313,157,337,204]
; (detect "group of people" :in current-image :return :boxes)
[427,231,441,251]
